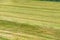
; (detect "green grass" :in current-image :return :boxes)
[0,0,60,40]
[0,37,9,40]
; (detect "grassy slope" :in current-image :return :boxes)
[0,0,60,40]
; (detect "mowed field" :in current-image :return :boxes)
[0,0,60,40]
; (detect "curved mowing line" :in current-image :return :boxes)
[0,30,40,38]
[0,10,60,18]
[0,13,60,24]
[0,4,60,11]
[0,29,59,40]
[0,1,60,40]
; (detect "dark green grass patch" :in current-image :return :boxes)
[0,20,60,39]
[0,37,9,40]
[0,20,41,34]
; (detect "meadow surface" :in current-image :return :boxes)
[0,0,60,40]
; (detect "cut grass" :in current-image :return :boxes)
[0,0,60,40]
[0,20,60,40]
[0,37,9,40]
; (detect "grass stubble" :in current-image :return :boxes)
[0,0,60,40]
